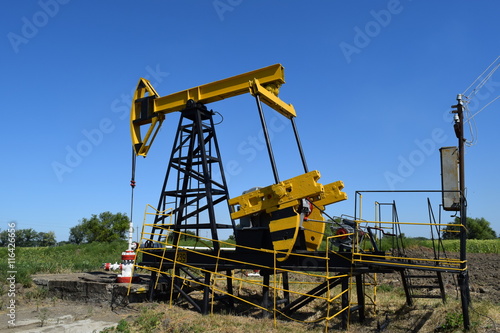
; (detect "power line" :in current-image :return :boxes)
[468,95,500,120]
[462,55,500,99]
[460,56,500,146]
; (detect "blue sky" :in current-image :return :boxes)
[2,1,499,242]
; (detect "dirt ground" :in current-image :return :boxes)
[0,301,138,332]
[466,252,500,303]
[1,249,498,332]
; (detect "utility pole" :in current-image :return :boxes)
[452,94,471,330]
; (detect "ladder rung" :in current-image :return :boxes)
[408,285,440,289]
[276,298,288,305]
[349,305,363,312]
[214,294,231,301]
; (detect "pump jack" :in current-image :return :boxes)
[130,64,347,259]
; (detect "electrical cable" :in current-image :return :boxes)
[213,111,224,125]
[460,56,500,147]
[309,201,343,228]
[462,55,500,98]
[462,56,500,118]
[130,148,137,230]
[468,95,500,121]
[464,104,478,147]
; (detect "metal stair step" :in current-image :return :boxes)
[408,285,440,289]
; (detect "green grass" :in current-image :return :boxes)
[366,237,500,254]
[417,239,500,254]
[0,240,130,287]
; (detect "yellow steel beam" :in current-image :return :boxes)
[131,64,293,156]
[228,171,324,220]
[315,181,348,207]
[153,64,286,113]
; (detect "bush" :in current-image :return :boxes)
[442,217,497,240]
[69,212,129,244]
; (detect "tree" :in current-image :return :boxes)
[442,217,497,240]
[0,228,57,247]
[0,230,9,246]
[68,224,85,244]
[69,212,130,244]
[37,231,57,247]
[16,228,39,247]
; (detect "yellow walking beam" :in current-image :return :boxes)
[131,64,296,156]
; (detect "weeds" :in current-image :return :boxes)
[377,284,394,293]
[101,308,163,333]
[115,319,131,333]
[25,286,48,302]
[134,307,163,332]
[444,311,463,329]
[37,308,50,327]
[435,311,465,332]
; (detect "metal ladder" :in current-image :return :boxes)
[400,198,449,305]
[401,268,446,305]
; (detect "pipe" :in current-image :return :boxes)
[102,248,139,283]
